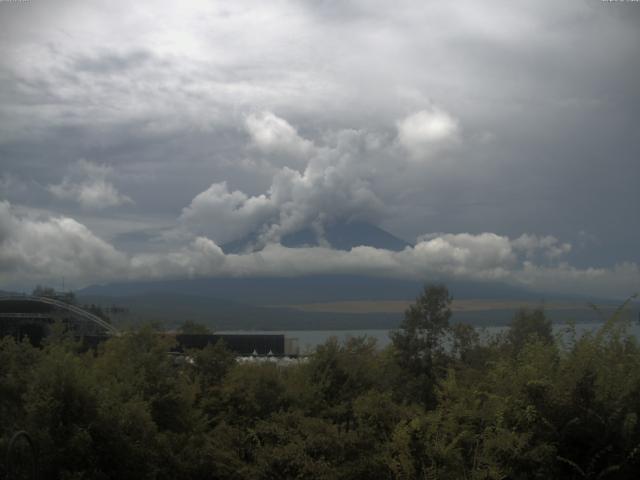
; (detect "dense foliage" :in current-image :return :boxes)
[1,286,639,479]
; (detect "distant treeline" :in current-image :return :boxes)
[1,286,639,479]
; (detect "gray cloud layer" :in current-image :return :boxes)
[48,159,133,209]
[0,0,639,295]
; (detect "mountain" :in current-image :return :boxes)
[76,291,401,330]
[77,222,624,330]
[80,222,603,311]
[80,275,544,306]
[223,221,412,253]
[76,284,626,332]
[81,275,417,304]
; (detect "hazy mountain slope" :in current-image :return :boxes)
[76,290,628,331]
[77,291,402,330]
[284,221,413,251]
[223,221,412,253]
[77,221,624,330]
[80,275,551,306]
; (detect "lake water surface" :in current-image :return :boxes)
[220,322,640,354]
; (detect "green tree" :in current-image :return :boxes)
[450,322,482,365]
[23,344,101,478]
[178,320,212,335]
[390,284,453,406]
[306,336,383,429]
[193,339,236,387]
[218,364,289,426]
[0,337,41,448]
[507,307,552,352]
[94,326,198,434]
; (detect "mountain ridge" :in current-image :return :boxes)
[222,221,412,253]
[75,222,626,329]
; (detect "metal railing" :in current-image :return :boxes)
[0,295,118,336]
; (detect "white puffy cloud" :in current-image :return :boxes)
[131,236,227,279]
[132,231,519,282]
[397,107,460,159]
[412,233,516,274]
[245,111,313,160]
[0,201,128,285]
[48,159,132,209]
[179,182,277,245]
[180,118,389,247]
[512,234,572,260]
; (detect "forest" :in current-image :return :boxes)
[1,285,639,479]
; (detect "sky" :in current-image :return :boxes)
[0,0,639,297]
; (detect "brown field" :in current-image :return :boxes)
[268,299,602,314]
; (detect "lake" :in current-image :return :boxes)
[220,321,640,354]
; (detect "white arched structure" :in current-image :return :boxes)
[0,295,119,335]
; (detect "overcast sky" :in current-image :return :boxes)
[1,0,639,297]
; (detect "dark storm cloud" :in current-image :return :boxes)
[0,0,638,294]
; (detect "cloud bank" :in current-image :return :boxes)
[179,111,404,248]
[1,109,638,298]
[1,200,637,298]
[0,0,638,298]
[0,201,128,284]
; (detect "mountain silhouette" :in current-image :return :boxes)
[222,221,412,253]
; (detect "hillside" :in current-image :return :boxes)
[222,221,412,253]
